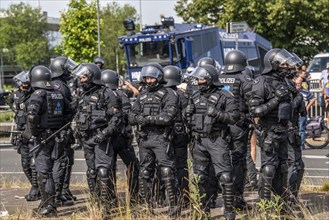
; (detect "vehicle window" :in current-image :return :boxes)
[308,57,329,73]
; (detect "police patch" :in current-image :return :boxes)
[54,83,61,89]
[34,90,42,95]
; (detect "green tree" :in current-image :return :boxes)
[55,0,98,63]
[100,2,138,73]
[0,3,49,69]
[175,0,329,60]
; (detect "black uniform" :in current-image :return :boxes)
[249,73,292,201]
[130,85,179,214]
[286,79,306,203]
[75,84,121,205]
[219,71,253,207]
[7,90,40,201]
[249,49,298,205]
[51,78,75,206]
[111,89,140,203]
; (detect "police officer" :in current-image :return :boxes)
[22,65,70,217]
[163,65,189,204]
[94,57,105,70]
[7,71,40,201]
[219,50,254,209]
[197,57,221,209]
[49,56,77,206]
[129,63,180,217]
[184,64,239,219]
[72,63,121,215]
[249,48,297,204]
[101,69,140,204]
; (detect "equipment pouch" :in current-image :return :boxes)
[195,114,204,131]
[204,116,213,133]
[263,136,274,153]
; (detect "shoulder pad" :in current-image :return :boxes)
[53,82,61,89]
[33,90,43,96]
[244,75,253,82]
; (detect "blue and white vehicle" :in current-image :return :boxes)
[119,18,272,81]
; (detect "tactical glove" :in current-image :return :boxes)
[94,131,107,143]
[136,115,148,126]
[207,105,220,118]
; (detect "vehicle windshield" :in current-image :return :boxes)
[307,57,329,73]
[126,41,175,67]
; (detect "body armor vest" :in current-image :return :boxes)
[139,88,167,117]
[40,90,65,129]
[218,74,245,113]
[76,88,108,131]
[263,75,293,125]
[13,92,29,129]
[190,91,226,134]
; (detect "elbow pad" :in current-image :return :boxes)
[253,98,279,117]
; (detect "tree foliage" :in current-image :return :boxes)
[100,2,138,73]
[55,0,98,63]
[175,0,329,60]
[0,3,49,69]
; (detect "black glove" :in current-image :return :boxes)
[136,115,147,126]
[275,85,289,101]
[185,104,195,116]
[94,131,106,143]
[207,105,220,118]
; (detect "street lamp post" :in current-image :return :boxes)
[0,48,9,91]
[96,0,101,57]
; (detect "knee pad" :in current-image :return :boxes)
[219,172,232,184]
[21,158,30,169]
[140,169,151,180]
[160,167,172,179]
[280,163,288,174]
[30,157,36,167]
[263,165,275,178]
[97,167,109,179]
[199,173,208,185]
[87,169,97,179]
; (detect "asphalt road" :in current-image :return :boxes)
[0,146,328,185]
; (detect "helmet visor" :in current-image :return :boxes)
[72,64,91,79]
[273,49,298,67]
[291,52,303,67]
[64,58,78,73]
[190,67,211,81]
[141,65,162,79]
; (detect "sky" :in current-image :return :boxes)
[0,0,183,25]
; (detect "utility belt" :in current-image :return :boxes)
[191,130,224,139]
[143,126,167,135]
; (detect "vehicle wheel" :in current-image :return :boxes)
[305,125,329,149]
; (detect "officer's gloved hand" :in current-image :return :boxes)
[136,115,148,126]
[275,86,289,101]
[207,105,220,118]
[185,104,195,116]
[94,131,106,143]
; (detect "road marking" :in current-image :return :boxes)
[302,155,329,159]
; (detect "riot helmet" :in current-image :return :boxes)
[49,56,77,79]
[163,65,183,87]
[198,57,222,72]
[190,64,220,92]
[101,69,119,89]
[94,57,104,69]
[72,63,103,90]
[141,62,164,91]
[13,71,30,87]
[224,50,247,74]
[262,48,297,75]
[29,65,53,89]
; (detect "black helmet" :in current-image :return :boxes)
[101,69,119,89]
[190,64,220,91]
[224,50,247,74]
[163,65,182,87]
[72,63,103,85]
[262,48,297,74]
[198,57,222,72]
[13,71,30,87]
[49,56,77,79]
[94,57,104,69]
[141,62,164,82]
[29,65,53,89]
